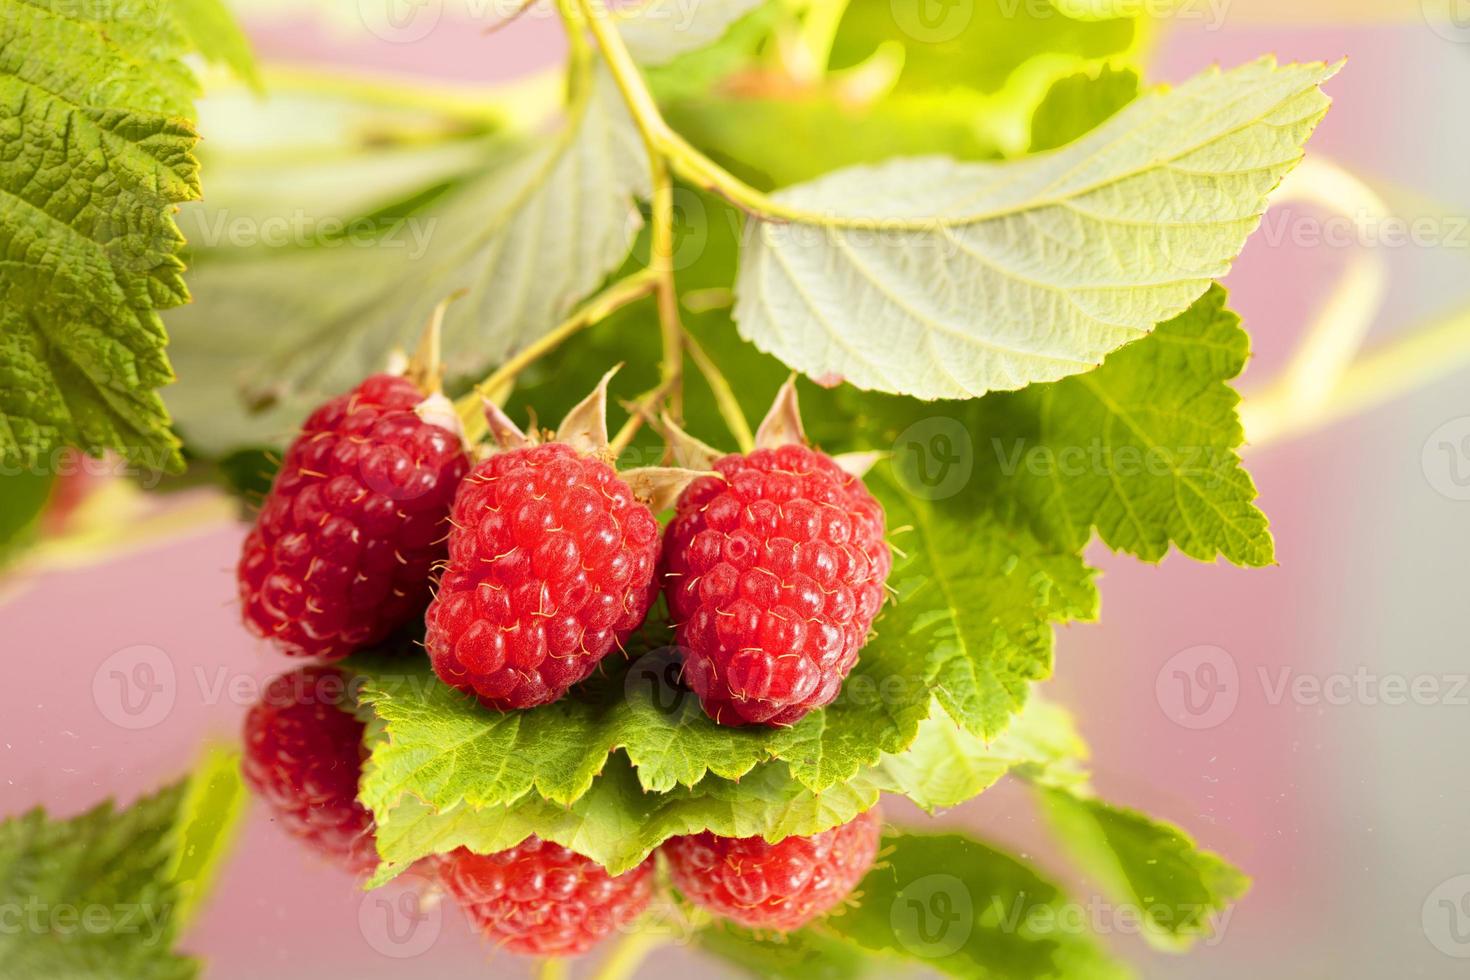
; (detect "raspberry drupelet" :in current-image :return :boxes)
[238,371,469,661]
[241,665,377,873]
[662,382,891,726]
[439,840,655,956]
[663,807,882,932]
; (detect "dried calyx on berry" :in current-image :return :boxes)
[425,370,712,711]
[237,302,472,661]
[661,380,892,727]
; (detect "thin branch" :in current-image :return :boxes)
[683,330,755,453]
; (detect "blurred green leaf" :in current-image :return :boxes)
[1041,788,1249,951]
[0,761,244,978]
[1029,65,1139,151]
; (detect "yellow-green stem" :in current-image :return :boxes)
[683,330,755,453]
[591,930,666,980]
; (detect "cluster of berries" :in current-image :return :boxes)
[237,348,891,956]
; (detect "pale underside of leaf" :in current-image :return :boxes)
[616,0,767,66]
[164,67,648,454]
[732,58,1338,399]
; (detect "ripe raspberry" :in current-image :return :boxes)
[663,807,882,932]
[663,443,891,726]
[241,665,376,873]
[439,840,654,956]
[425,443,660,710]
[238,373,469,661]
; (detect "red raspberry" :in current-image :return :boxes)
[241,666,376,874]
[424,443,660,710]
[439,840,654,956]
[237,374,469,661]
[663,807,882,932]
[662,444,890,726]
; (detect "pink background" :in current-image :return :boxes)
[4,7,1469,978]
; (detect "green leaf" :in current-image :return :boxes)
[1029,66,1139,152]
[0,763,243,979]
[363,690,1086,883]
[164,67,648,455]
[731,58,1337,399]
[804,831,1130,979]
[170,0,263,91]
[830,0,1137,97]
[872,472,1098,738]
[0,470,53,568]
[665,92,1008,189]
[0,0,223,472]
[618,0,768,66]
[980,284,1273,565]
[696,919,874,979]
[1040,788,1249,951]
[166,747,248,932]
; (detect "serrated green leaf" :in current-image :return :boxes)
[0,764,242,979]
[164,67,647,455]
[980,284,1272,565]
[1040,788,1249,951]
[1029,66,1139,152]
[871,471,1098,739]
[731,58,1336,400]
[808,831,1130,980]
[364,692,1086,883]
[0,0,222,472]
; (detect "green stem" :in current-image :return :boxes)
[591,930,666,980]
[575,0,812,224]
[537,957,571,980]
[683,330,755,453]
[455,269,659,439]
[577,0,685,417]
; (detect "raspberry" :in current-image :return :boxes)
[425,443,660,709]
[662,443,891,726]
[439,840,654,956]
[241,665,376,873]
[663,807,882,932]
[237,373,469,661]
